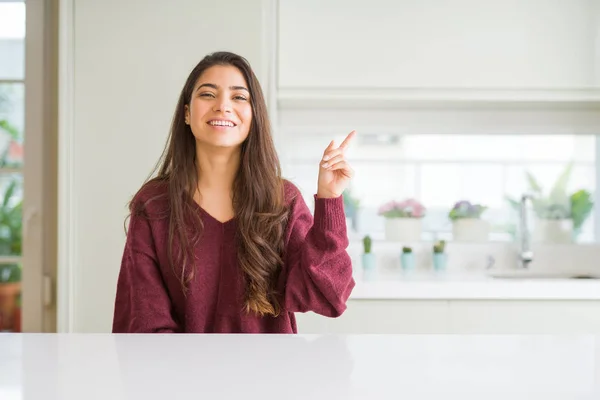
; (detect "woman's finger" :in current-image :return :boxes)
[326,160,352,175]
[321,154,345,169]
[338,130,357,150]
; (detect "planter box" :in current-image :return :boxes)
[401,252,415,270]
[384,218,422,242]
[362,253,376,270]
[452,218,490,242]
[533,218,573,244]
[0,282,21,331]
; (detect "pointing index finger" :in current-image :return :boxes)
[338,130,357,150]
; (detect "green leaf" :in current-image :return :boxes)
[504,196,520,212]
[525,171,543,194]
[0,178,22,256]
[548,162,573,207]
[518,163,575,220]
[0,264,21,283]
[0,120,20,141]
[2,180,16,208]
[570,189,593,232]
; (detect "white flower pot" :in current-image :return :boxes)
[452,218,490,242]
[384,218,422,242]
[533,218,573,244]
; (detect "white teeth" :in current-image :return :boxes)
[209,120,234,127]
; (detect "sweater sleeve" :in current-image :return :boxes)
[112,209,180,333]
[281,187,355,317]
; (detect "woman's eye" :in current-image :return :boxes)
[234,95,248,101]
[199,93,215,98]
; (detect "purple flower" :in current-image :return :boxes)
[449,200,487,220]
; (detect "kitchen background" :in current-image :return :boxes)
[2,0,600,334]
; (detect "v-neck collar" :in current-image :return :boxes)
[197,205,236,226]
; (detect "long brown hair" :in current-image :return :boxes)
[131,52,288,317]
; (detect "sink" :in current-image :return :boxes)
[487,269,600,280]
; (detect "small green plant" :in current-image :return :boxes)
[505,163,594,238]
[402,246,412,254]
[0,178,22,256]
[433,240,446,254]
[362,235,372,254]
[506,163,574,220]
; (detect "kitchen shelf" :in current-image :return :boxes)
[278,87,600,110]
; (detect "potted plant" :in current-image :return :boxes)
[0,178,22,254]
[13,292,21,332]
[378,198,426,241]
[432,240,447,271]
[400,246,415,270]
[0,263,21,331]
[361,235,376,270]
[506,162,594,243]
[448,200,489,241]
[0,177,23,331]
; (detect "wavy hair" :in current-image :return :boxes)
[131,52,288,317]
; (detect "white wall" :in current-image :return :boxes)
[65,0,272,332]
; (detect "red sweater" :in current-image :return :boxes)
[112,180,355,333]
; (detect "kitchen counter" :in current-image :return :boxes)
[1,333,599,399]
[349,271,600,300]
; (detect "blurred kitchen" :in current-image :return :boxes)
[1,0,600,335]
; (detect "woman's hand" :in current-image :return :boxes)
[317,130,356,199]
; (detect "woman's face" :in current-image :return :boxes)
[185,65,253,150]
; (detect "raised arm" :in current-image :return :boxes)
[280,187,355,317]
[281,131,358,316]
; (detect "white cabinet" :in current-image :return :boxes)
[296,299,600,334]
[296,300,449,334]
[278,0,600,106]
[449,300,600,334]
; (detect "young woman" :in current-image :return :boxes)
[112,52,356,333]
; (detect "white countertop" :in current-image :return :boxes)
[1,333,600,399]
[349,270,600,300]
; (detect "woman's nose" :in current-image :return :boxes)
[213,96,232,113]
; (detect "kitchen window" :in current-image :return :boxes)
[0,0,25,332]
[281,129,597,245]
[345,133,595,243]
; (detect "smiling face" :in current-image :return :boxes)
[184,64,253,150]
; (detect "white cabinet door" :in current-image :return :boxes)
[279,0,597,90]
[296,299,600,334]
[449,300,600,334]
[295,300,450,334]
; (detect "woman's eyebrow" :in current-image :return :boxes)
[196,83,249,92]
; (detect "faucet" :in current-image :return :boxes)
[518,194,534,268]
